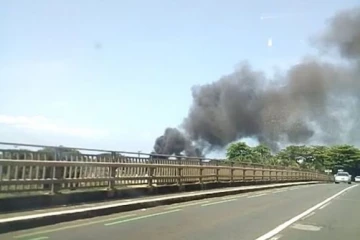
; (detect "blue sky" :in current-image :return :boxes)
[0,0,359,155]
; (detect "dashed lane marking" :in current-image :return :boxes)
[165,200,209,210]
[201,199,237,207]
[291,223,322,231]
[248,193,267,198]
[105,209,182,226]
[14,214,137,239]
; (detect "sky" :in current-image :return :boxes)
[0,0,359,156]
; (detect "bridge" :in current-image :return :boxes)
[1,142,358,239]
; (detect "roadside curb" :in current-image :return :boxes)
[0,181,322,234]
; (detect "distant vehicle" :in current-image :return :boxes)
[334,172,352,184]
[355,176,360,183]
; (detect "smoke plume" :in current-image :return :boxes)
[154,7,360,156]
[153,128,202,157]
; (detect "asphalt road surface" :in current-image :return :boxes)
[1,183,359,240]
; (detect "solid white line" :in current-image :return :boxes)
[255,184,358,240]
[301,212,315,220]
[319,202,331,210]
[248,193,267,198]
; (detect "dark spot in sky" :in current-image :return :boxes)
[94,42,102,50]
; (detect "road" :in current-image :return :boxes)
[0,183,359,240]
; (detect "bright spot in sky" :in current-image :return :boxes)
[267,38,273,47]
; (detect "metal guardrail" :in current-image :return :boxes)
[0,142,330,194]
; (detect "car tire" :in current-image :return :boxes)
[348,182,352,184]
[335,182,339,184]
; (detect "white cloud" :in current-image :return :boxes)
[0,115,107,138]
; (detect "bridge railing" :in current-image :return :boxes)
[0,159,329,194]
[0,141,330,194]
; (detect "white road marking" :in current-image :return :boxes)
[28,237,49,240]
[222,194,249,200]
[14,214,137,238]
[104,209,181,226]
[201,199,237,207]
[165,200,209,210]
[222,196,239,200]
[319,202,331,210]
[301,212,315,220]
[254,184,358,240]
[273,190,286,193]
[269,235,282,240]
[248,193,267,198]
[291,223,322,231]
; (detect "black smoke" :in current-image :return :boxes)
[153,128,202,157]
[154,7,360,156]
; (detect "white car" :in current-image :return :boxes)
[334,172,352,184]
[355,176,360,183]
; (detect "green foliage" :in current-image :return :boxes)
[226,141,360,174]
[226,142,254,162]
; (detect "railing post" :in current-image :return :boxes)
[241,164,247,182]
[242,164,246,182]
[177,158,183,191]
[50,165,56,194]
[147,155,154,188]
[286,167,291,181]
[292,169,295,181]
[252,164,256,182]
[261,165,265,182]
[108,151,116,190]
[199,158,204,189]
[230,161,234,185]
[280,168,283,182]
[51,149,61,194]
[216,161,219,183]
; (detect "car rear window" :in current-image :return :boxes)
[337,172,349,176]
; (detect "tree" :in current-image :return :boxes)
[226,142,254,162]
[253,144,272,163]
[328,145,360,173]
[310,145,332,171]
[274,145,313,168]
